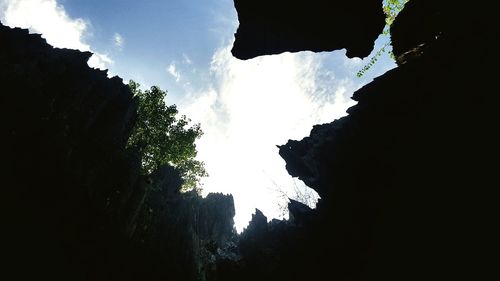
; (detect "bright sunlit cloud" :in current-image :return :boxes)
[0,0,112,70]
[113,32,124,48]
[180,44,359,231]
[167,63,181,82]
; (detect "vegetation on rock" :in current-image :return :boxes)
[357,0,409,77]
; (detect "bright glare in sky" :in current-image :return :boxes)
[0,0,396,231]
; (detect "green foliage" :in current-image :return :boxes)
[357,0,409,77]
[356,42,390,78]
[127,80,207,192]
[383,0,409,30]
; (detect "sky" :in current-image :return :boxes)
[1,0,396,232]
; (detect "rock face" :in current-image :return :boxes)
[124,166,236,281]
[1,23,236,281]
[231,0,385,60]
[226,1,498,280]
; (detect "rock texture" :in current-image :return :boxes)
[231,0,385,60]
[122,166,236,281]
[226,0,499,280]
[1,23,236,281]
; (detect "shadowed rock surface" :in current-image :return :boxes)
[231,0,385,60]
[1,23,236,281]
[221,1,498,280]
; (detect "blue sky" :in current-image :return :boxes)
[61,0,238,103]
[1,0,396,231]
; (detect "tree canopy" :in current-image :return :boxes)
[127,80,207,192]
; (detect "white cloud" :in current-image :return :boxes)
[113,32,124,48]
[183,53,192,65]
[0,0,113,70]
[167,63,181,82]
[180,45,358,232]
[88,53,114,70]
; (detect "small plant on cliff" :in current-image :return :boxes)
[269,179,319,218]
[127,80,207,192]
[357,0,409,77]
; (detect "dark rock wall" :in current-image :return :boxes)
[1,23,139,280]
[225,0,499,280]
[129,165,236,281]
[1,23,236,281]
[231,0,385,59]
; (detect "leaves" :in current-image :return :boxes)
[127,80,207,192]
[357,0,409,77]
[357,42,390,77]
